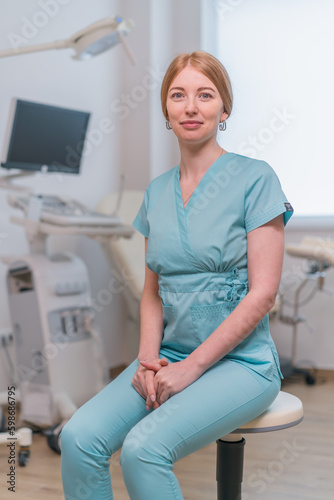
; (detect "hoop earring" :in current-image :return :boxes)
[219,121,226,131]
[166,120,172,130]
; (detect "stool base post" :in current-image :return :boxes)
[216,437,246,500]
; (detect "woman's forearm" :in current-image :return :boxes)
[137,288,164,360]
[186,289,276,375]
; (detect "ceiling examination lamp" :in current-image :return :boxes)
[0,16,136,64]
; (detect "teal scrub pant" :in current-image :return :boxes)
[60,356,281,500]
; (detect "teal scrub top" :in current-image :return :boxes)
[133,152,293,381]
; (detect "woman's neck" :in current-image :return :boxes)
[178,140,225,181]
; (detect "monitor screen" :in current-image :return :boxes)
[1,99,91,174]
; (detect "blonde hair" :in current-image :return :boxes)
[160,51,233,120]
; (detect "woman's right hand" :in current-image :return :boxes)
[132,357,169,410]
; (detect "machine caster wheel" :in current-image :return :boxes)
[305,373,316,385]
[18,449,30,466]
[46,430,61,454]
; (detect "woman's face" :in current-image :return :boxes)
[166,65,228,145]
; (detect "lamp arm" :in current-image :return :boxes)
[118,31,136,65]
[0,39,70,59]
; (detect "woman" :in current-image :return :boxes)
[61,51,293,500]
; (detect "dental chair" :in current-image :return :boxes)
[277,236,334,384]
[97,190,145,363]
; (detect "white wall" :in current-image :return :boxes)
[120,0,202,188]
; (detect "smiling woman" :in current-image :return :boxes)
[60,51,293,500]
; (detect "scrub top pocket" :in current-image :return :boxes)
[190,302,231,347]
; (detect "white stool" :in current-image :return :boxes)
[216,391,304,499]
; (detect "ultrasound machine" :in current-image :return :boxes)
[0,98,133,456]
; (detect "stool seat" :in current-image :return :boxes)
[217,391,304,499]
[232,390,304,434]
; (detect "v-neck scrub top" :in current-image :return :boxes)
[133,152,293,381]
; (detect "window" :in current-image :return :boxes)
[206,0,334,217]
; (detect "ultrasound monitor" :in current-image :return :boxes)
[1,99,91,174]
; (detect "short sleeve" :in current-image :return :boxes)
[132,188,150,237]
[244,161,293,233]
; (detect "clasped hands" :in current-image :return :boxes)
[132,357,198,411]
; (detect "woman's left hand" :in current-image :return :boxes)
[140,359,201,405]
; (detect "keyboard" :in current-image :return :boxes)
[10,194,123,227]
[40,195,123,227]
[41,210,123,227]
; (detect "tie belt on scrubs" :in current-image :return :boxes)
[158,267,249,301]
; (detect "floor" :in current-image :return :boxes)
[0,372,333,500]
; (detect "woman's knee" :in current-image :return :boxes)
[60,413,83,457]
[60,410,100,459]
[121,425,158,474]
[120,424,170,472]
